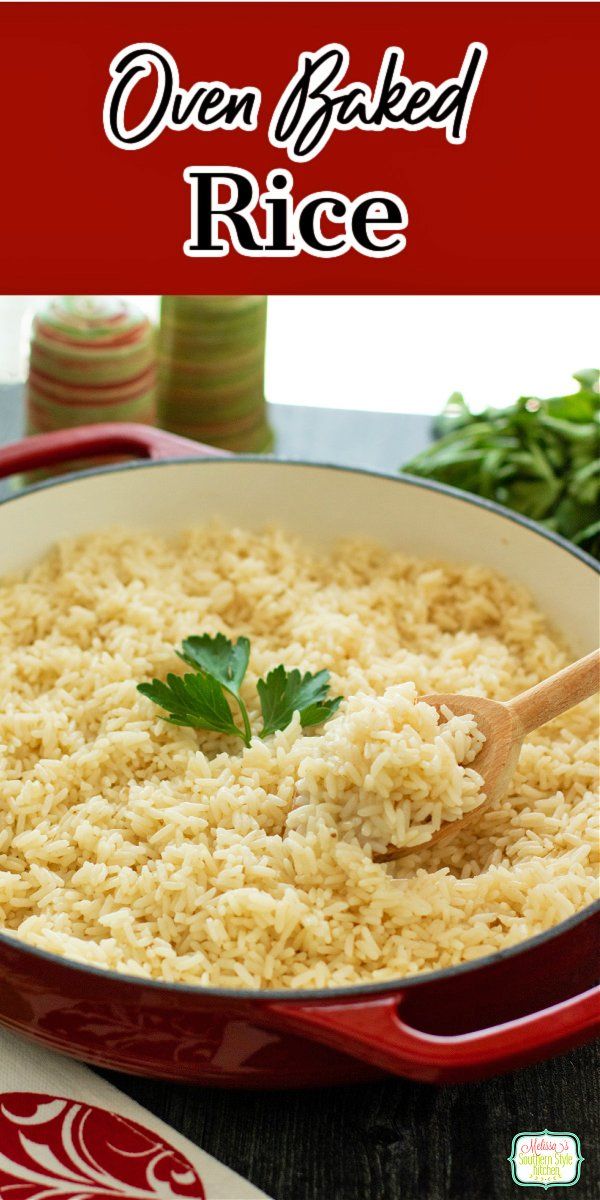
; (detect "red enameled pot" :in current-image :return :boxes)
[0,424,598,1088]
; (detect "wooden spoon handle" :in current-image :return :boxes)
[507,648,599,736]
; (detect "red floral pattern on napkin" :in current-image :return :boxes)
[0,1092,206,1198]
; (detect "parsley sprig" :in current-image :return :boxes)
[137,634,342,746]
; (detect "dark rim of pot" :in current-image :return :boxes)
[0,454,598,1003]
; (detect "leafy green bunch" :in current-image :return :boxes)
[403,370,600,559]
[138,633,342,746]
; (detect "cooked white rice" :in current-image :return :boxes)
[288,685,486,856]
[0,524,597,989]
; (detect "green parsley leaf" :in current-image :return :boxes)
[177,633,250,697]
[177,633,251,744]
[257,666,342,738]
[138,672,246,742]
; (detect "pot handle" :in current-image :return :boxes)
[0,423,224,480]
[266,984,600,1084]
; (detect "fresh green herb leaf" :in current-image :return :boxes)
[257,666,342,738]
[178,633,252,743]
[178,633,250,696]
[573,517,600,547]
[138,672,246,742]
[545,393,596,424]
[572,368,600,392]
[403,371,600,560]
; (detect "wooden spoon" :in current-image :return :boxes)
[376,648,599,863]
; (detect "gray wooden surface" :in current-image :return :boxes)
[1,385,597,1200]
[0,383,22,440]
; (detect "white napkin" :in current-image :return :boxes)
[0,1026,271,1199]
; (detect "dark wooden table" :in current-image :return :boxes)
[0,385,597,1200]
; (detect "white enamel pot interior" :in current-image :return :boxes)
[2,458,598,657]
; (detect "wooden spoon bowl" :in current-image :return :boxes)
[376,649,599,863]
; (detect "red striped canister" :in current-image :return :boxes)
[26,297,157,442]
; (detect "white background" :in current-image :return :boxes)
[0,295,598,415]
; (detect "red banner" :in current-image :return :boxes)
[0,2,598,293]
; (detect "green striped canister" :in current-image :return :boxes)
[158,296,273,452]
